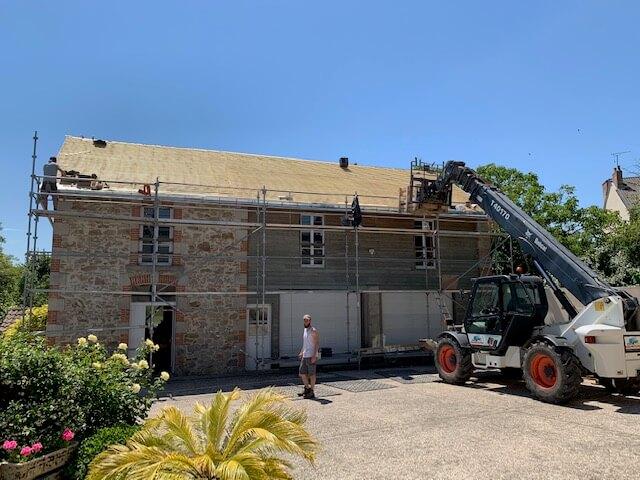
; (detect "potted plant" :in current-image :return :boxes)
[0,429,77,480]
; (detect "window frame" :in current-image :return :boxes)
[300,213,325,268]
[139,207,174,265]
[414,219,437,270]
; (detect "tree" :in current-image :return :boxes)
[0,226,22,318]
[18,253,50,308]
[87,388,318,480]
[475,164,625,281]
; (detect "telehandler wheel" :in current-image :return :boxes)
[600,378,640,396]
[435,337,473,384]
[523,342,582,404]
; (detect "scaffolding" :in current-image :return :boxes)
[23,135,509,373]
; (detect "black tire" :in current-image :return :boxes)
[600,378,640,396]
[435,337,473,384]
[523,341,582,404]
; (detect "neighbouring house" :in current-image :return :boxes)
[43,136,492,376]
[603,166,640,221]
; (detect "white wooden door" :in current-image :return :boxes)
[246,305,271,370]
[129,303,148,358]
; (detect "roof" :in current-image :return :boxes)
[0,307,22,334]
[617,176,640,210]
[56,136,470,210]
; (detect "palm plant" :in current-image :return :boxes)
[87,388,318,480]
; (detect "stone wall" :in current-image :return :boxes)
[48,197,248,376]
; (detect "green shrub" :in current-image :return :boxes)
[68,424,141,480]
[0,333,169,462]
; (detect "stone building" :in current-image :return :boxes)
[44,136,491,375]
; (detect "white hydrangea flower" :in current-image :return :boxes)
[138,360,149,370]
[160,371,170,381]
[130,383,141,394]
[87,334,98,343]
[118,343,128,351]
[77,337,88,347]
[92,362,102,369]
[130,362,140,370]
[145,339,154,348]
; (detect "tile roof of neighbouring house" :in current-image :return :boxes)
[56,136,470,210]
[617,176,640,210]
[0,307,22,333]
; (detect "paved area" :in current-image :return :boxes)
[152,367,640,480]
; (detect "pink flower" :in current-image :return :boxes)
[61,429,74,442]
[2,440,18,451]
[31,442,43,453]
[20,446,32,456]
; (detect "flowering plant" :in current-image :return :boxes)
[0,332,169,463]
[0,429,73,464]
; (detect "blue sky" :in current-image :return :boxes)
[1,1,639,260]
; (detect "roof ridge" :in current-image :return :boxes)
[64,135,410,172]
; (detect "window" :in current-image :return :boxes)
[503,283,536,315]
[300,214,324,267]
[414,219,436,269]
[246,304,271,336]
[471,283,500,317]
[466,282,501,334]
[139,207,173,265]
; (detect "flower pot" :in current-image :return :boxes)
[0,442,78,480]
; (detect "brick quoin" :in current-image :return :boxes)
[173,230,183,242]
[50,258,61,272]
[129,227,139,241]
[119,309,130,325]
[176,311,185,322]
[48,311,58,324]
[130,274,151,286]
[52,235,63,248]
[119,333,128,343]
[128,254,138,266]
[176,285,186,293]
[173,208,183,219]
[239,261,247,274]
[131,205,141,217]
[175,333,185,345]
[158,275,176,285]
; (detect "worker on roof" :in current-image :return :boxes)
[40,156,66,210]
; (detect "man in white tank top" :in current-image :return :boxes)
[298,314,319,399]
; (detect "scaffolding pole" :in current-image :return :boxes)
[22,131,39,321]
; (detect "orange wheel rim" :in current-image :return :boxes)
[530,353,557,388]
[438,345,457,373]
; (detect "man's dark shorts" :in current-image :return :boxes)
[299,357,316,375]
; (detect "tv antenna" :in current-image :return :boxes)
[612,151,630,167]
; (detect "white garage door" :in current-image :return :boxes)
[381,292,451,345]
[279,291,359,358]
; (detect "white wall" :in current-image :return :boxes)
[279,291,359,357]
[605,188,630,221]
[381,292,451,345]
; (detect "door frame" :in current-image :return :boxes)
[130,301,176,373]
[246,304,272,370]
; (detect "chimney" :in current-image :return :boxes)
[339,157,349,169]
[613,166,624,188]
